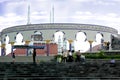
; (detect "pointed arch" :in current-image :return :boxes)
[76,31,87,42]
[95,32,104,43]
[75,31,89,52]
[14,32,24,45]
[54,31,65,43]
[92,32,104,51]
[5,35,10,44]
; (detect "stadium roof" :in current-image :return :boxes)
[13,45,45,49]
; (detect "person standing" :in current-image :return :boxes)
[62,50,68,63]
[76,50,81,62]
[12,52,15,63]
[72,50,77,62]
[68,50,73,62]
[33,48,36,63]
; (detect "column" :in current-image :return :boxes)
[101,38,104,50]
[104,42,108,50]
[10,42,15,55]
[1,44,5,56]
[88,40,93,52]
[45,40,51,56]
[25,40,30,45]
[25,40,30,56]
[71,41,74,51]
[58,36,62,55]
[63,38,67,51]
[104,41,110,50]
[68,40,73,51]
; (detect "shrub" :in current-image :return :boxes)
[96,50,105,59]
[84,51,120,59]
[54,54,63,61]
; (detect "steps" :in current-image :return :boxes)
[0,62,120,79]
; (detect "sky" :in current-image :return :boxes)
[1,0,119,55]
[0,0,120,33]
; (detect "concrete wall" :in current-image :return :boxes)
[1,29,113,43]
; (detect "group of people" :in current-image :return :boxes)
[12,48,85,63]
[59,50,85,63]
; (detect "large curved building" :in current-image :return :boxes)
[0,23,119,56]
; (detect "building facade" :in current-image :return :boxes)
[0,23,119,56]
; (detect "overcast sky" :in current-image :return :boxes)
[0,0,120,33]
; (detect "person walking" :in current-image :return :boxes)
[33,48,36,63]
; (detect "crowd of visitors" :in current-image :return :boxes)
[57,50,86,63]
